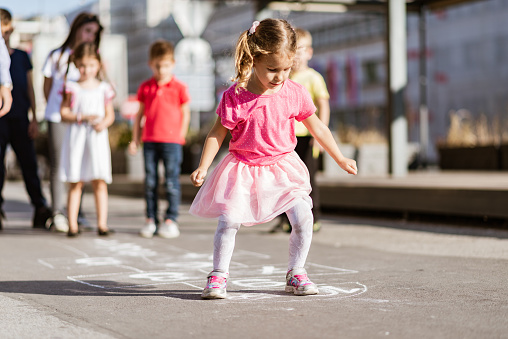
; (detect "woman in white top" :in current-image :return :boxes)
[42,12,103,232]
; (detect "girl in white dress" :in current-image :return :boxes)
[60,42,115,237]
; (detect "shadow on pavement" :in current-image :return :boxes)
[323,212,508,239]
[0,280,205,300]
[0,281,299,301]
[2,199,34,213]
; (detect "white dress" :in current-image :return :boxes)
[59,81,115,184]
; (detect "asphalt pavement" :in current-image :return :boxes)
[0,180,507,339]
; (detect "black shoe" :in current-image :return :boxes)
[98,228,114,236]
[67,228,81,237]
[0,210,4,230]
[33,206,53,229]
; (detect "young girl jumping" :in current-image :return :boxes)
[60,42,115,237]
[190,19,357,299]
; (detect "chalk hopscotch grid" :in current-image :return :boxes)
[66,263,367,302]
[45,239,368,302]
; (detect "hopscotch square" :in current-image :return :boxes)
[68,269,206,290]
[231,262,358,278]
[67,262,357,291]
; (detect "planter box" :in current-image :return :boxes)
[438,145,500,170]
[500,144,508,170]
[357,143,388,176]
[126,149,144,179]
[323,143,418,177]
[323,143,356,177]
[111,149,127,174]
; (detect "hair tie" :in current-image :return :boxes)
[248,21,260,36]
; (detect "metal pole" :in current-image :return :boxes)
[386,0,408,177]
[418,6,429,168]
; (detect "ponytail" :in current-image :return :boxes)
[233,31,255,93]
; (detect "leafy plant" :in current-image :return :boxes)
[109,122,132,150]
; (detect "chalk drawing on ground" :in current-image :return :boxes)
[40,239,368,302]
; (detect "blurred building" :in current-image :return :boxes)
[203,0,508,163]
[12,0,507,163]
[105,0,183,94]
[7,4,127,121]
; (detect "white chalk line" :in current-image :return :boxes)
[234,249,271,259]
[180,282,204,290]
[67,275,108,289]
[67,271,367,302]
[37,259,55,269]
[309,263,358,274]
[58,244,90,257]
[116,265,145,273]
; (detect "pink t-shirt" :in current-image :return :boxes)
[218,80,316,166]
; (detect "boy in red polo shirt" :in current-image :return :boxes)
[128,40,190,238]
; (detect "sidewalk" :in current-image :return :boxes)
[109,170,508,220]
[1,180,507,339]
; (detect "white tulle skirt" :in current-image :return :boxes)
[189,152,312,226]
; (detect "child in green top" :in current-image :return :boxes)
[271,27,330,233]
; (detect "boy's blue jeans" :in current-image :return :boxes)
[143,142,182,224]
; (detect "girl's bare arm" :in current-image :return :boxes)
[43,77,52,101]
[190,117,228,187]
[302,114,357,175]
[60,93,76,123]
[316,98,330,127]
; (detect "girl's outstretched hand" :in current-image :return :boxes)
[190,168,208,187]
[339,157,358,175]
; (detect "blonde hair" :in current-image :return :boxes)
[295,28,312,46]
[233,18,297,93]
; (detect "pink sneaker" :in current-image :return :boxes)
[285,268,319,295]
[201,270,228,299]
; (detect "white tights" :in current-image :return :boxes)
[213,199,313,273]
